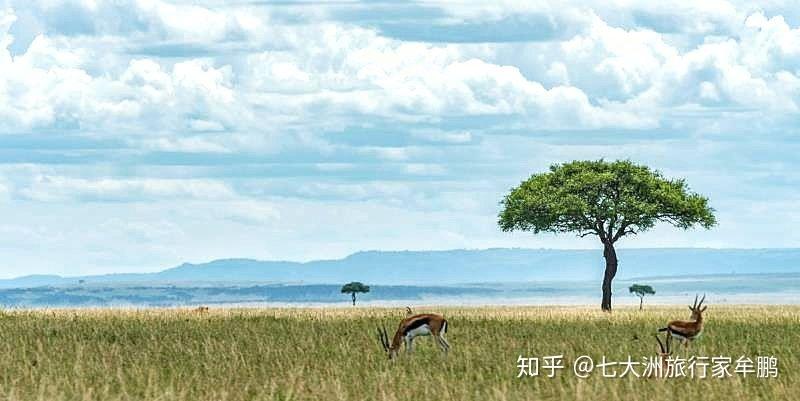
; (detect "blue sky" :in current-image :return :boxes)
[0,1,799,278]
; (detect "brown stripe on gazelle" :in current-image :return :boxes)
[659,294,707,347]
[378,312,449,360]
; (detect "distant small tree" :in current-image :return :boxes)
[341,282,370,306]
[629,284,655,310]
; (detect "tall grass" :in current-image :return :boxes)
[0,306,796,400]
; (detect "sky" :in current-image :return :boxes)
[0,0,798,278]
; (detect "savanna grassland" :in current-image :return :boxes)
[0,306,796,401]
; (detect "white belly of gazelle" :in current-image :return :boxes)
[405,324,432,339]
[670,329,702,341]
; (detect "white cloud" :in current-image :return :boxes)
[741,12,800,72]
[17,175,236,202]
[488,11,800,118]
[410,129,473,144]
[99,217,186,244]
[0,1,798,275]
[431,0,745,35]
[6,2,798,148]
[220,200,281,226]
[2,5,658,143]
[137,135,230,152]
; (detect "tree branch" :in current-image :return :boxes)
[611,221,637,242]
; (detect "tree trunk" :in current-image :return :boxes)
[352,292,356,306]
[601,241,618,311]
[639,296,643,311]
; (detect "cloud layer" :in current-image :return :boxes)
[0,0,798,276]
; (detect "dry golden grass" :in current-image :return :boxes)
[0,305,796,400]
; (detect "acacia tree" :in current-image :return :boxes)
[341,282,370,306]
[498,160,715,311]
[629,284,655,310]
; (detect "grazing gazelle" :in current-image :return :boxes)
[659,294,707,347]
[377,313,450,359]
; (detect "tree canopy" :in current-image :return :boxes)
[629,284,655,297]
[341,282,370,294]
[499,160,716,244]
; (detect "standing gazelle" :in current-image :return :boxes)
[377,313,450,359]
[659,294,707,348]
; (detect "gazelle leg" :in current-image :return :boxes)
[405,337,414,353]
[435,335,448,353]
[440,333,451,350]
[441,335,451,349]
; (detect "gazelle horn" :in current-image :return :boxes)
[381,326,390,351]
[698,294,706,308]
[692,294,699,309]
[655,334,666,354]
[377,327,388,351]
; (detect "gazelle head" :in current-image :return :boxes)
[377,326,398,360]
[688,294,707,321]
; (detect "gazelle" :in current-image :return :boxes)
[377,313,450,359]
[659,294,707,347]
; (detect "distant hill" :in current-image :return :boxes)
[1,248,799,288]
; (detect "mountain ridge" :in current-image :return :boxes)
[2,248,799,288]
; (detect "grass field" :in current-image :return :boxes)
[0,306,797,401]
